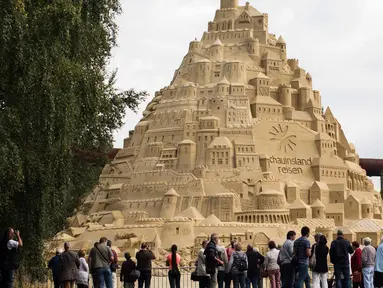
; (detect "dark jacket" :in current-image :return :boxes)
[204,241,218,275]
[246,250,264,277]
[121,259,136,283]
[59,251,80,282]
[330,237,353,265]
[136,249,155,271]
[48,255,61,281]
[313,244,329,273]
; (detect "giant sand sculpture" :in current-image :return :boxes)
[57,0,383,257]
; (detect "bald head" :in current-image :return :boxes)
[64,242,70,251]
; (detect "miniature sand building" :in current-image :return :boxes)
[58,0,383,254]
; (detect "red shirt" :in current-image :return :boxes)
[166,253,181,270]
[226,247,235,261]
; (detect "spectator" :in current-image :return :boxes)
[310,233,321,269]
[279,231,296,288]
[351,241,363,288]
[216,242,228,288]
[264,241,280,288]
[226,240,237,288]
[107,240,119,288]
[330,230,354,288]
[204,233,223,288]
[166,244,182,288]
[294,226,311,288]
[227,243,248,288]
[254,247,263,288]
[361,238,375,288]
[197,240,210,288]
[89,237,114,288]
[121,252,138,288]
[78,249,89,288]
[374,236,383,288]
[48,248,63,288]
[0,228,23,288]
[59,242,80,288]
[246,244,265,288]
[136,243,156,288]
[312,235,328,288]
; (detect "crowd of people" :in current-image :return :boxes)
[4,226,383,288]
[192,228,383,288]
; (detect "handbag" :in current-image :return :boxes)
[130,270,140,281]
[353,271,362,283]
[261,269,268,278]
[309,245,316,269]
[191,271,200,281]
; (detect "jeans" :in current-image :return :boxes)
[226,273,233,288]
[168,271,181,288]
[362,267,374,288]
[334,265,350,288]
[138,270,152,288]
[218,271,225,288]
[312,272,328,288]
[93,267,113,288]
[0,269,14,288]
[200,276,211,288]
[281,264,295,288]
[295,264,310,288]
[258,276,263,288]
[268,269,281,288]
[246,275,258,288]
[233,273,246,288]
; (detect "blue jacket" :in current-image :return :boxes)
[48,255,61,280]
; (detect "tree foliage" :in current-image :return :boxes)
[0,0,147,278]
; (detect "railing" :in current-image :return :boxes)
[14,265,338,288]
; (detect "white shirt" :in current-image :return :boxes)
[7,240,19,250]
[264,248,280,271]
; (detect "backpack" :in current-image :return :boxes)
[233,252,248,272]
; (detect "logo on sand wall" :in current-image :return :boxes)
[269,124,297,152]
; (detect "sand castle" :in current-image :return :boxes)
[56,0,383,257]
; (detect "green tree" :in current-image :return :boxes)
[0,0,147,278]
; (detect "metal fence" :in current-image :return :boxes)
[14,266,338,288]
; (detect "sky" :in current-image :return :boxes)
[110,0,383,189]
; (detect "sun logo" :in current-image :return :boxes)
[269,124,297,152]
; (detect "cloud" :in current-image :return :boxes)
[111,0,383,190]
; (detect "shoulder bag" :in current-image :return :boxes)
[309,244,316,269]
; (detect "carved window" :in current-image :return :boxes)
[176,227,180,235]
[218,159,223,165]
[212,159,215,165]
[226,158,229,165]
